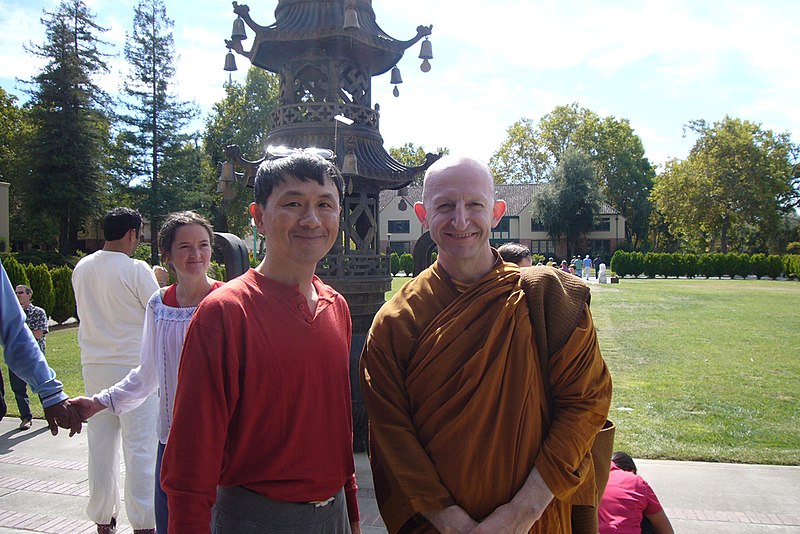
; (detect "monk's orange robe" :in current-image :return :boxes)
[361,260,611,533]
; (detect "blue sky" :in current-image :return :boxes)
[2,0,798,170]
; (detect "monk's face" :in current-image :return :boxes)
[415,156,506,269]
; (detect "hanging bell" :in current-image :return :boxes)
[390,66,402,97]
[224,50,237,72]
[343,8,360,30]
[419,38,433,72]
[390,66,402,84]
[231,17,247,40]
[341,152,359,175]
[217,161,236,198]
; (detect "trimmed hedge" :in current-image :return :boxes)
[610,250,798,280]
[50,266,76,323]
[25,263,55,318]
[390,253,401,275]
[399,253,413,275]
[2,255,29,287]
[783,255,800,279]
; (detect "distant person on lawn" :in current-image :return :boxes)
[0,262,81,435]
[8,283,49,430]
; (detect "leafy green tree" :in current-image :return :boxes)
[651,117,795,253]
[593,117,655,248]
[489,118,548,184]
[23,0,112,255]
[388,143,449,184]
[117,0,198,264]
[0,89,41,246]
[533,147,601,257]
[537,103,600,166]
[202,67,280,235]
[490,104,655,248]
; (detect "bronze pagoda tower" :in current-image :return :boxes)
[218,0,439,449]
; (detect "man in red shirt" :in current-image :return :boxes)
[161,150,361,534]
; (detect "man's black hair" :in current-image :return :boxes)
[103,207,142,241]
[254,152,344,206]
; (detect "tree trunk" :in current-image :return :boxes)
[721,215,729,254]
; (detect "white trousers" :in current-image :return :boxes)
[83,363,158,529]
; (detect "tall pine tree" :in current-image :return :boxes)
[24,0,111,255]
[118,0,197,264]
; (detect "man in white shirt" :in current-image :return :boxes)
[73,207,159,534]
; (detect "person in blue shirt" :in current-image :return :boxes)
[0,262,82,436]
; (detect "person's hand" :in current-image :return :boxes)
[153,265,169,287]
[422,505,478,534]
[43,400,84,437]
[68,396,107,421]
[469,501,537,533]
[471,468,552,533]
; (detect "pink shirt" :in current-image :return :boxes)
[599,464,664,533]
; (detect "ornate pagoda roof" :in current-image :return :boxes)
[235,0,431,75]
[352,137,440,188]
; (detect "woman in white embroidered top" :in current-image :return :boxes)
[70,211,223,534]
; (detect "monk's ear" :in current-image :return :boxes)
[414,202,429,229]
[492,200,507,227]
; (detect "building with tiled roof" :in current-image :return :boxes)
[379,183,626,261]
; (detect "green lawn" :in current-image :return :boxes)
[2,325,84,420]
[386,276,800,465]
[6,277,799,465]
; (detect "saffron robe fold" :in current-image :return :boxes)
[361,260,611,533]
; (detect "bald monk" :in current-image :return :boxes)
[360,155,612,533]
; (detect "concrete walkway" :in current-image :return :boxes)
[0,418,798,533]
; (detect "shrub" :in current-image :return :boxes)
[13,249,71,268]
[531,253,545,265]
[25,263,55,318]
[698,253,726,278]
[50,266,76,323]
[208,261,226,281]
[766,255,784,279]
[679,254,699,278]
[2,255,29,287]
[783,255,800,279]
[390,253,401,275]
[723,253,751,278]
[642,252,660,278]
[750,253,768,279]
[611,250,634,277]
[786,242,800,254]
[399,253,413,275]
[133,243,154,264]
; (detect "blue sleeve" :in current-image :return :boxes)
[0,263,67,408]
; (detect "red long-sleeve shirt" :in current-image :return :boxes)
[161,269,358,533]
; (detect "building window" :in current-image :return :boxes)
[589,240,611,254]
[388,241,410,254]
[491,217,511,240]
[387,220,410,234]
[593,217,611,232]
[531,219,546,232]
[530,240,554,255]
